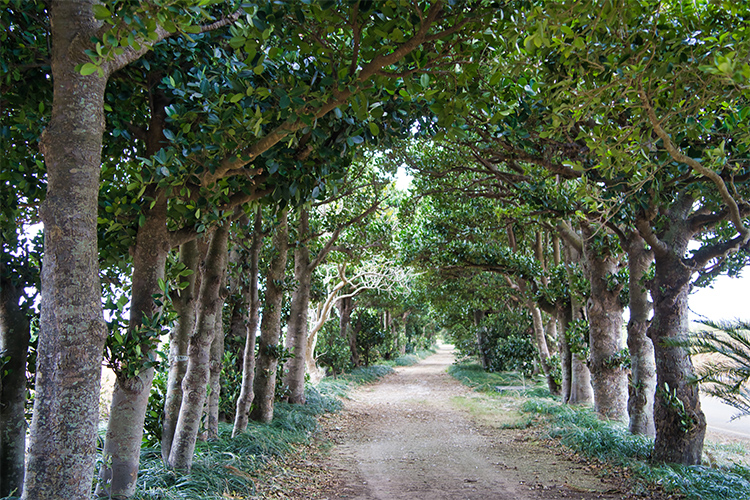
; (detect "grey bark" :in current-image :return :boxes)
[23,3,109,498]
[168,223,229,470]
[641,196,706,465]
[250,210,288,424]
[623,230,656,437]
[205,308,225,440]
[97,87,172,498]
[581,222,628,422]
[472,309,490,370]
[281,210,313,404]
[340,296,359,368]
[161,239,203,461]
[0,266,31,498]
[232,208,263,437]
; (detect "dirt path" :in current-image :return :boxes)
[284,346,632,500]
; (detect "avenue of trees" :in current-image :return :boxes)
[2,1,750,498]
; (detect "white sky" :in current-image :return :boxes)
[689,273,750,323]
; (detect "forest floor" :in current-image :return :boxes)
[250,346,676,500]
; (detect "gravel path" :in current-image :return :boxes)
[319,345,625,500]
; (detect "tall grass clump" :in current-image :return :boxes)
[391,346,438,366]
[520,398,750,500]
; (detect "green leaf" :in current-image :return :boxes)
[80,63,99,76]
[92,5,111,19]
[369,122,380,136]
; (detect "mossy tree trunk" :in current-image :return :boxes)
[581,222,628,422]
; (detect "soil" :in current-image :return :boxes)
[252,346,671,500]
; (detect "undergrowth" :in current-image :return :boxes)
[521,398,750,500]
[448,361,544,394]
[448,360,750,500]
[389,346,438,367]
[113,365,392,499]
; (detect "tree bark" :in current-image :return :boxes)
[646,199,706,465]
[340,296,359,368]
[161,239,203,461]
[97,76,175,496]
[282,210,313,404]
[97,190,170,498]
[581,222,628,422]
[232,208,263,437]
[527,300,560,394]
[205,307,225,440]
[624,230,656,437]
[23,4,109,498]
[472,309,490,370]
[250,210,288,424]
[168,223,229,470]
[0,267,30,498]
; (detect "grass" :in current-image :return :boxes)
[111,364,394,500]
[448,361,750,500]
[447,361,545,394]
[385,346,439,367]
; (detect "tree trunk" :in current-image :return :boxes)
[0,268,30,498]
[23,4,108,498]
[161,239,203,461]
[340,296,359,368]
[527,300,560,395]
[282,211,312,404]
[97,190,170,498]
[232,209,263,437]
[581,222,628,422]
[205,308,225,440]
[250,210,288,424]
[168,223,229,470]
[647,201,705,465]
[472,309,490,370]
[624,231,656,437]
[556,302,573,404]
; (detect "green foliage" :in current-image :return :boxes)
[316,319,353,376]
[143,367,168,448]
[520,398,750,500]
[353,308,386,367]
[566,319,590,360]
[674,320,750,420]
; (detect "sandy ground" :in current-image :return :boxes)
[255,346,653,500]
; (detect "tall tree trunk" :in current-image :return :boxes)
[205,309,225,440]
[250,210,288,424]
[624,230,656,436]
[282,211,312,404]
[340,296,359,368]
[232,209,263,437]
[0,269,30,498]
[161,239,203,461]
[24,4,108,497]
[168,223,229,470]
[97,190,170,498]
[646,199,706,465]
[472,309,490,370]
[555,302,573,404]
[581,222,628,422]
[97,83,172,497]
